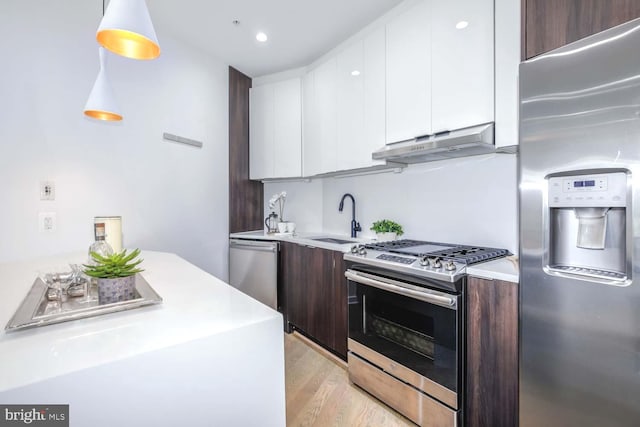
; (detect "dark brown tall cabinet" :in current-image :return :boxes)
[281,242,348,359]
[466,276,518,427]
[523,0,640,59]
[228,67,263,233]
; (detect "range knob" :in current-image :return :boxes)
[419,256,430,267]
[350,245,359,254]
[358,246,367,256]
[445,261,456,271]
[430,257,442,268]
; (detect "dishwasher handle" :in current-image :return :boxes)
[229,239,278,252]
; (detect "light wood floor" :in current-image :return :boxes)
[285,333,415,427]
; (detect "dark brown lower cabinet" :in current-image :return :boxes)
[466,276,518,427]
[332,252,348,358]
[281,242,348,359]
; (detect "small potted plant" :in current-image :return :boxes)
[371,219,404,241]
[84,249,144,304]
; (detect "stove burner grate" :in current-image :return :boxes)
[365,240,511,265]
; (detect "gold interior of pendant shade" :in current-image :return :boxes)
[97,29,160,60]
[84,110,123,121]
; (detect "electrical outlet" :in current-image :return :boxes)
[39,212,57,232]
[40,181,55,201]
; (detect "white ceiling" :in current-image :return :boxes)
[148,0,404,78]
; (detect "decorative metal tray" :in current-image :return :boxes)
[5,274,162,332]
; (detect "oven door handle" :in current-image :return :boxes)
[345,270,457,309]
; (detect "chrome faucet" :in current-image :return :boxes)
[338,193,362,238]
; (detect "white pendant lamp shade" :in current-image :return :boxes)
[84,48,123,121]
[97,0,160,60]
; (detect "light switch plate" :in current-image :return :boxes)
[40,181,55,201]
[39,212,56,232]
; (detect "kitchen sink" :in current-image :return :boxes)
[310,237,358,245]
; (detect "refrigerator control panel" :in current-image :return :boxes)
[549,172,627,207]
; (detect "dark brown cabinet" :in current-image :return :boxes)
[332,252,348,358]
[281,242,348,359]
[466,276,518,427]
[523,0,640,59]
[228,67,263,233]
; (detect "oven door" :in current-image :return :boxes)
[346,268,462,410]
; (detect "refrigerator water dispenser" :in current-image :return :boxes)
[546,171,628,284]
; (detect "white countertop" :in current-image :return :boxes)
[232,231,519,282]
[466,257,519,283]
[0,250,282,392]
[230,230,374,252]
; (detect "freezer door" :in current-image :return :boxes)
[519,18,640,427]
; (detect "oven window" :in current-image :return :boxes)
[348,280,459,393]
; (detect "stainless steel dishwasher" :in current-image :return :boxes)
[229,239,279,309]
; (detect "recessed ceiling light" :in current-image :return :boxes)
[351,70,361,76]
[256,32,268,42]
[456,21,469,30]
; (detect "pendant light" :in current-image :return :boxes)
[83,47,123,121]
[97,0,160,60]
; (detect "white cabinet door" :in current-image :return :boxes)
[494,0,520,148]
[336,28,387,171]
[336,40,365,171]
[325,26,387,173]
[314,57,339,174]
[249,85,274,180]
[431,0,494,133]
[303,59,338,176]
[363,27,387,164]
[273,78,302,177]
[302,70,322,176]
[306,28,387,175]
[250,78,302,180]
[386,0,432,143]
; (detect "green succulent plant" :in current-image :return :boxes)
[83,248,144,279]
[370,219,404,236]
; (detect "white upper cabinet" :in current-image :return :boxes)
[385,0,495,143]
[494,0,520,148]
[431,0,494,133]
[303,58,338,176]
[273,79,302,177]
[250,78,302,180]
[335,27,386,172]
[257,0,502,178]
[315,58,338,174]
[386,0,432,143]
[336,40,365,172]
[363,27,387,163]
[249,85,273,180]
[302,71,321,176]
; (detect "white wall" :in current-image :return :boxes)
[263,180,324,233]
[264,154,518,254]
[0,1,229,279]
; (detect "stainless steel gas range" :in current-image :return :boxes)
[344,240,510,427]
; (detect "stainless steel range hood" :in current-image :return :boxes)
[372,122,496,164]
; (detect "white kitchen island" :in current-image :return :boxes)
[0,251,285,427]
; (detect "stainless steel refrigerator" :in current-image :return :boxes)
[519,18,640,427]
